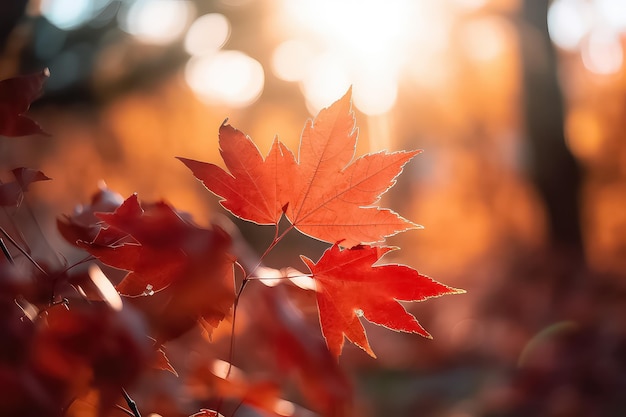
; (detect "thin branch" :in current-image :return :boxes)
[0,237,14,264]
[121,388,141,417]
[0,226,47,275]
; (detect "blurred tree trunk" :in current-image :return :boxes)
[520,0,584,257]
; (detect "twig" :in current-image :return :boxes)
[121,388,141,417]
[0,226,48,275]
[0,237,14,264]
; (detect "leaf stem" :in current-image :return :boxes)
[223,223,294,382]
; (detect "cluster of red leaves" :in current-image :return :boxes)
[0,71,462,417]
[180,89,462,358]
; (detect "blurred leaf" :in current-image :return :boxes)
[0,69,49,137]
[153,345,178,377]
[80,194,235,342]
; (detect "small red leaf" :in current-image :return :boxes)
[302,244,465,357]
[153,346,178,377]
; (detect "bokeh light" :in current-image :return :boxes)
[185,50,265,107]
[41,0,113,30]
[274,0,446,115]
[547,0,591,51]
[184,13,230,56]
[581,29,623,75]
[271,39,314,82]
[119,0,195,45]
[459,16,511,62]
[548,0,626,76]
[299,52,351,114]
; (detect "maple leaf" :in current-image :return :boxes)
[301,244,464,358]
[179,89,419,247]
[0,69,49,137]
[79,194,235,342]
[153,345,178,377]
[57,183,124,246]
[179,122,292,225]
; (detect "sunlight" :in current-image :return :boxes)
[275,0,450,115]
[271,39,314,82]
[300,52,351,114]
[88,264,123,311]
[460,16,511,62]
[597,0,626,31]
[273,399,295,416]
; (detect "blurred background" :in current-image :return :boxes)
[2,0,626,416]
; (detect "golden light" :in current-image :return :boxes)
[459,17,511,62]
[565,108,604,159]
[351,70,398,115]
[273,399,295,416]
[185,50,265,107]
[300,52,351,114]
[274,0,452,115]
[271,39,314,82]
[88,264,123,311]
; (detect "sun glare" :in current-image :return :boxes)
[275,0,450,115]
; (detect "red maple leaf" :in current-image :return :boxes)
[79,194,235,342]
[0,69,49,137]
[57,183,125,246]
[179,122,293,225]
[179,89,419,247]
[301,244,464,358]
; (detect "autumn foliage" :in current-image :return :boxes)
[0,71,462,417]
